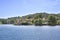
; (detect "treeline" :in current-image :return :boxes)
[0,12,60,26]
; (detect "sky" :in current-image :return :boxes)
[0,0,60,18]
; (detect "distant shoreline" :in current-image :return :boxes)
[0,13,60,26]
[0,24,60,26]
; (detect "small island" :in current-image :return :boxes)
[0,12,60,26]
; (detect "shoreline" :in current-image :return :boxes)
[5,24,60,26]
[0,24,60,26]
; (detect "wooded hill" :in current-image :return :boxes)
[0,12,60,25]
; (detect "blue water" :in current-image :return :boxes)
[0,24,60,40]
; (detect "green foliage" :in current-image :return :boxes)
[0,21,2,24]
[20,22,30,25]
[1,20,7,24]
[48,15,57,25]
[34,19,42,25]
[26,16,32,19]
[57,20,60,24]
[1,12,60,26]
[34,14,42,19]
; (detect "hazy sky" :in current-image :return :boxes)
[0,0,60,18]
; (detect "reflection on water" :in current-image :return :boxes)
[0,25,60,40]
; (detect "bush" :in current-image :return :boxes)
[0,21,2,24]
[57,20,60,24]
[48,15,57,25]
[34,19,42,25]
[21,22,30,25]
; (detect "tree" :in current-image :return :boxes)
[0,21,2,24]
[34,19,42,25]
[34,14,42,19]
[57,20,60,24]
[48,15,57,25]
[9,20,14,24]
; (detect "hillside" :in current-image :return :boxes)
[0,12,60,25]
